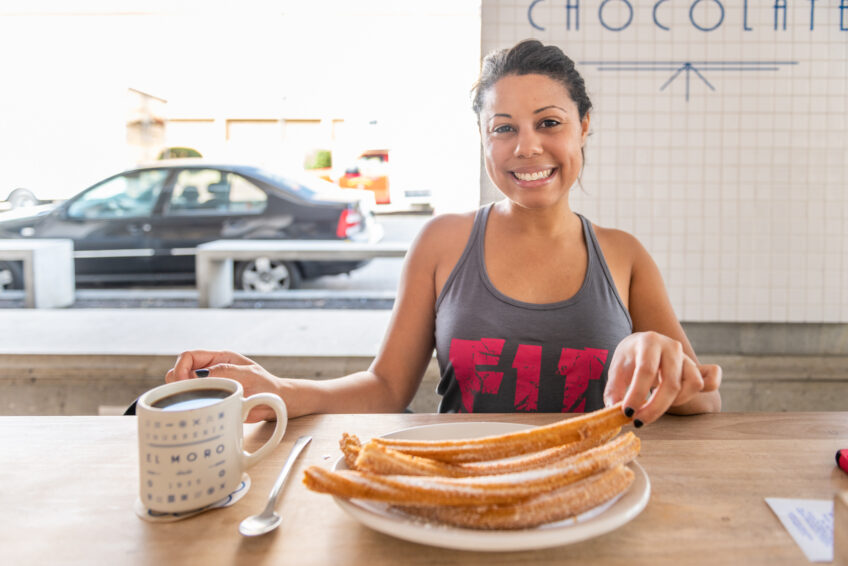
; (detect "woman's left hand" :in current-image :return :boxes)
[603,331,721,425]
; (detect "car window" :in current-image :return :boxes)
[67,169,167,219]
[166,169,267,215]
[247,167,320,198]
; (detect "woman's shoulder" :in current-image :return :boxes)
[412,210,477,252]
[591,222,643,250]
[590,221,651,271]
[404,209,479,279]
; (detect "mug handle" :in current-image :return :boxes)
[241,393,288,468]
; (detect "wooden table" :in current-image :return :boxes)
[2,412,847,565]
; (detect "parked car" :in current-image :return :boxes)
[0,161,382,292]
[2,188,42,210]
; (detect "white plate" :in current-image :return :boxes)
[331,422,650,551]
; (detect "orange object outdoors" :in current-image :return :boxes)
[338,149,391,204]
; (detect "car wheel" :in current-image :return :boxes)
[0,261,24,291]
[7,188,39,209]
[235,258,301,291]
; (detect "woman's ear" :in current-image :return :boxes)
[581,113,591,145]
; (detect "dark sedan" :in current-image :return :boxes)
[0,161,383,291]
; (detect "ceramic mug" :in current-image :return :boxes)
[137,377,287,513]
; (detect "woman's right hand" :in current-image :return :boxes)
[604,332,721,425]
[165,350,284,422]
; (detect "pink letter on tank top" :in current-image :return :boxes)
[449,338,505,413]
[513,344,542,411]
[558,347,609,412]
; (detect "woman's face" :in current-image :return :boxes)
[479,73,589,210]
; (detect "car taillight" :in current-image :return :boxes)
[336,207,363,238]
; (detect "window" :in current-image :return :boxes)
[166,169,267,215]
[67,169,167,219]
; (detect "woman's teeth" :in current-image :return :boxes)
[513,169,553,181]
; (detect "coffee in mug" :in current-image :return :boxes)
[152,388,232,411]
[137,377,287,514]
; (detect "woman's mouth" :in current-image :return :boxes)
[511,168,556,182]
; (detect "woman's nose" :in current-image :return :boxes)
[514,128,542,158]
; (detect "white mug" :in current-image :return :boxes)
[137,377,287,513]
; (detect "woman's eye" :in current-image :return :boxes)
[492,124,514,134]
[539,119,561,128]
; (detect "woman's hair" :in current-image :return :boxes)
[471,39,592,121]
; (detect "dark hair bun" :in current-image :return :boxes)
[472,39,592,120]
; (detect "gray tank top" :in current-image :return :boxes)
[434,204,633,413]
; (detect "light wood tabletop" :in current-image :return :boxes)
[2,412,847,565]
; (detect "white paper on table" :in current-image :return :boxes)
[765,498,834,563]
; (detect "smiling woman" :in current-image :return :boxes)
[167,39,721,430]
[478,73,589,211]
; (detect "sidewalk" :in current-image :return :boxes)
[0,308,392,357]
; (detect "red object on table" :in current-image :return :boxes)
[837,449,848,474]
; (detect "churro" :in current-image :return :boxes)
[339,433,362,470]
[303,432,640,507]
[395,464,635,530]
[355,428,619,477]
[370,403,630,463]
[303,405,642,530]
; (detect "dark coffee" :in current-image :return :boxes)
[152,388,232,411]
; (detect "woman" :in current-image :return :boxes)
[167,39,721,425]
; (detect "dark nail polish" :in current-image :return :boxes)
[634,419,644,429]
[624,407,635,418]
[195,369,210,378]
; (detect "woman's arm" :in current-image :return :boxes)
[600,230,721,424]
[167,216,459,419]
[291,215,446,415]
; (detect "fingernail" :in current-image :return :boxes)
[634,419,644,428]
[624,407,635,418]
[195,369,210,378]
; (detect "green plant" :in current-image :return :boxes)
[304,149,332,170]
[158,147,202,159]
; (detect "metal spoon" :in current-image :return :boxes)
[239,435,312,537]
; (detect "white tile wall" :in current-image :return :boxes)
[481,0,848,322]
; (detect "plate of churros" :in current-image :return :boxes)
[303,405,651,551]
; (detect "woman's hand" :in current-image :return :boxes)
[603,332,721,426]
[165,350,283,422]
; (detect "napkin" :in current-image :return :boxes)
[765,497,833,562]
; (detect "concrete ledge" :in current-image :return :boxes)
[0,354,442,415]
[2,353,846,416]
[196,240,408,307]
[1,309,847,415]
[702,354,848,411]
[3,310,847,356]
[0,239,75,308]
[686,322,848,356]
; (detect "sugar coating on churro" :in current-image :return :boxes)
[354,428,620,478]
[303,405,641,529]
[395,465,636,530]
[339,433,362,470]
[370,403,631,463]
